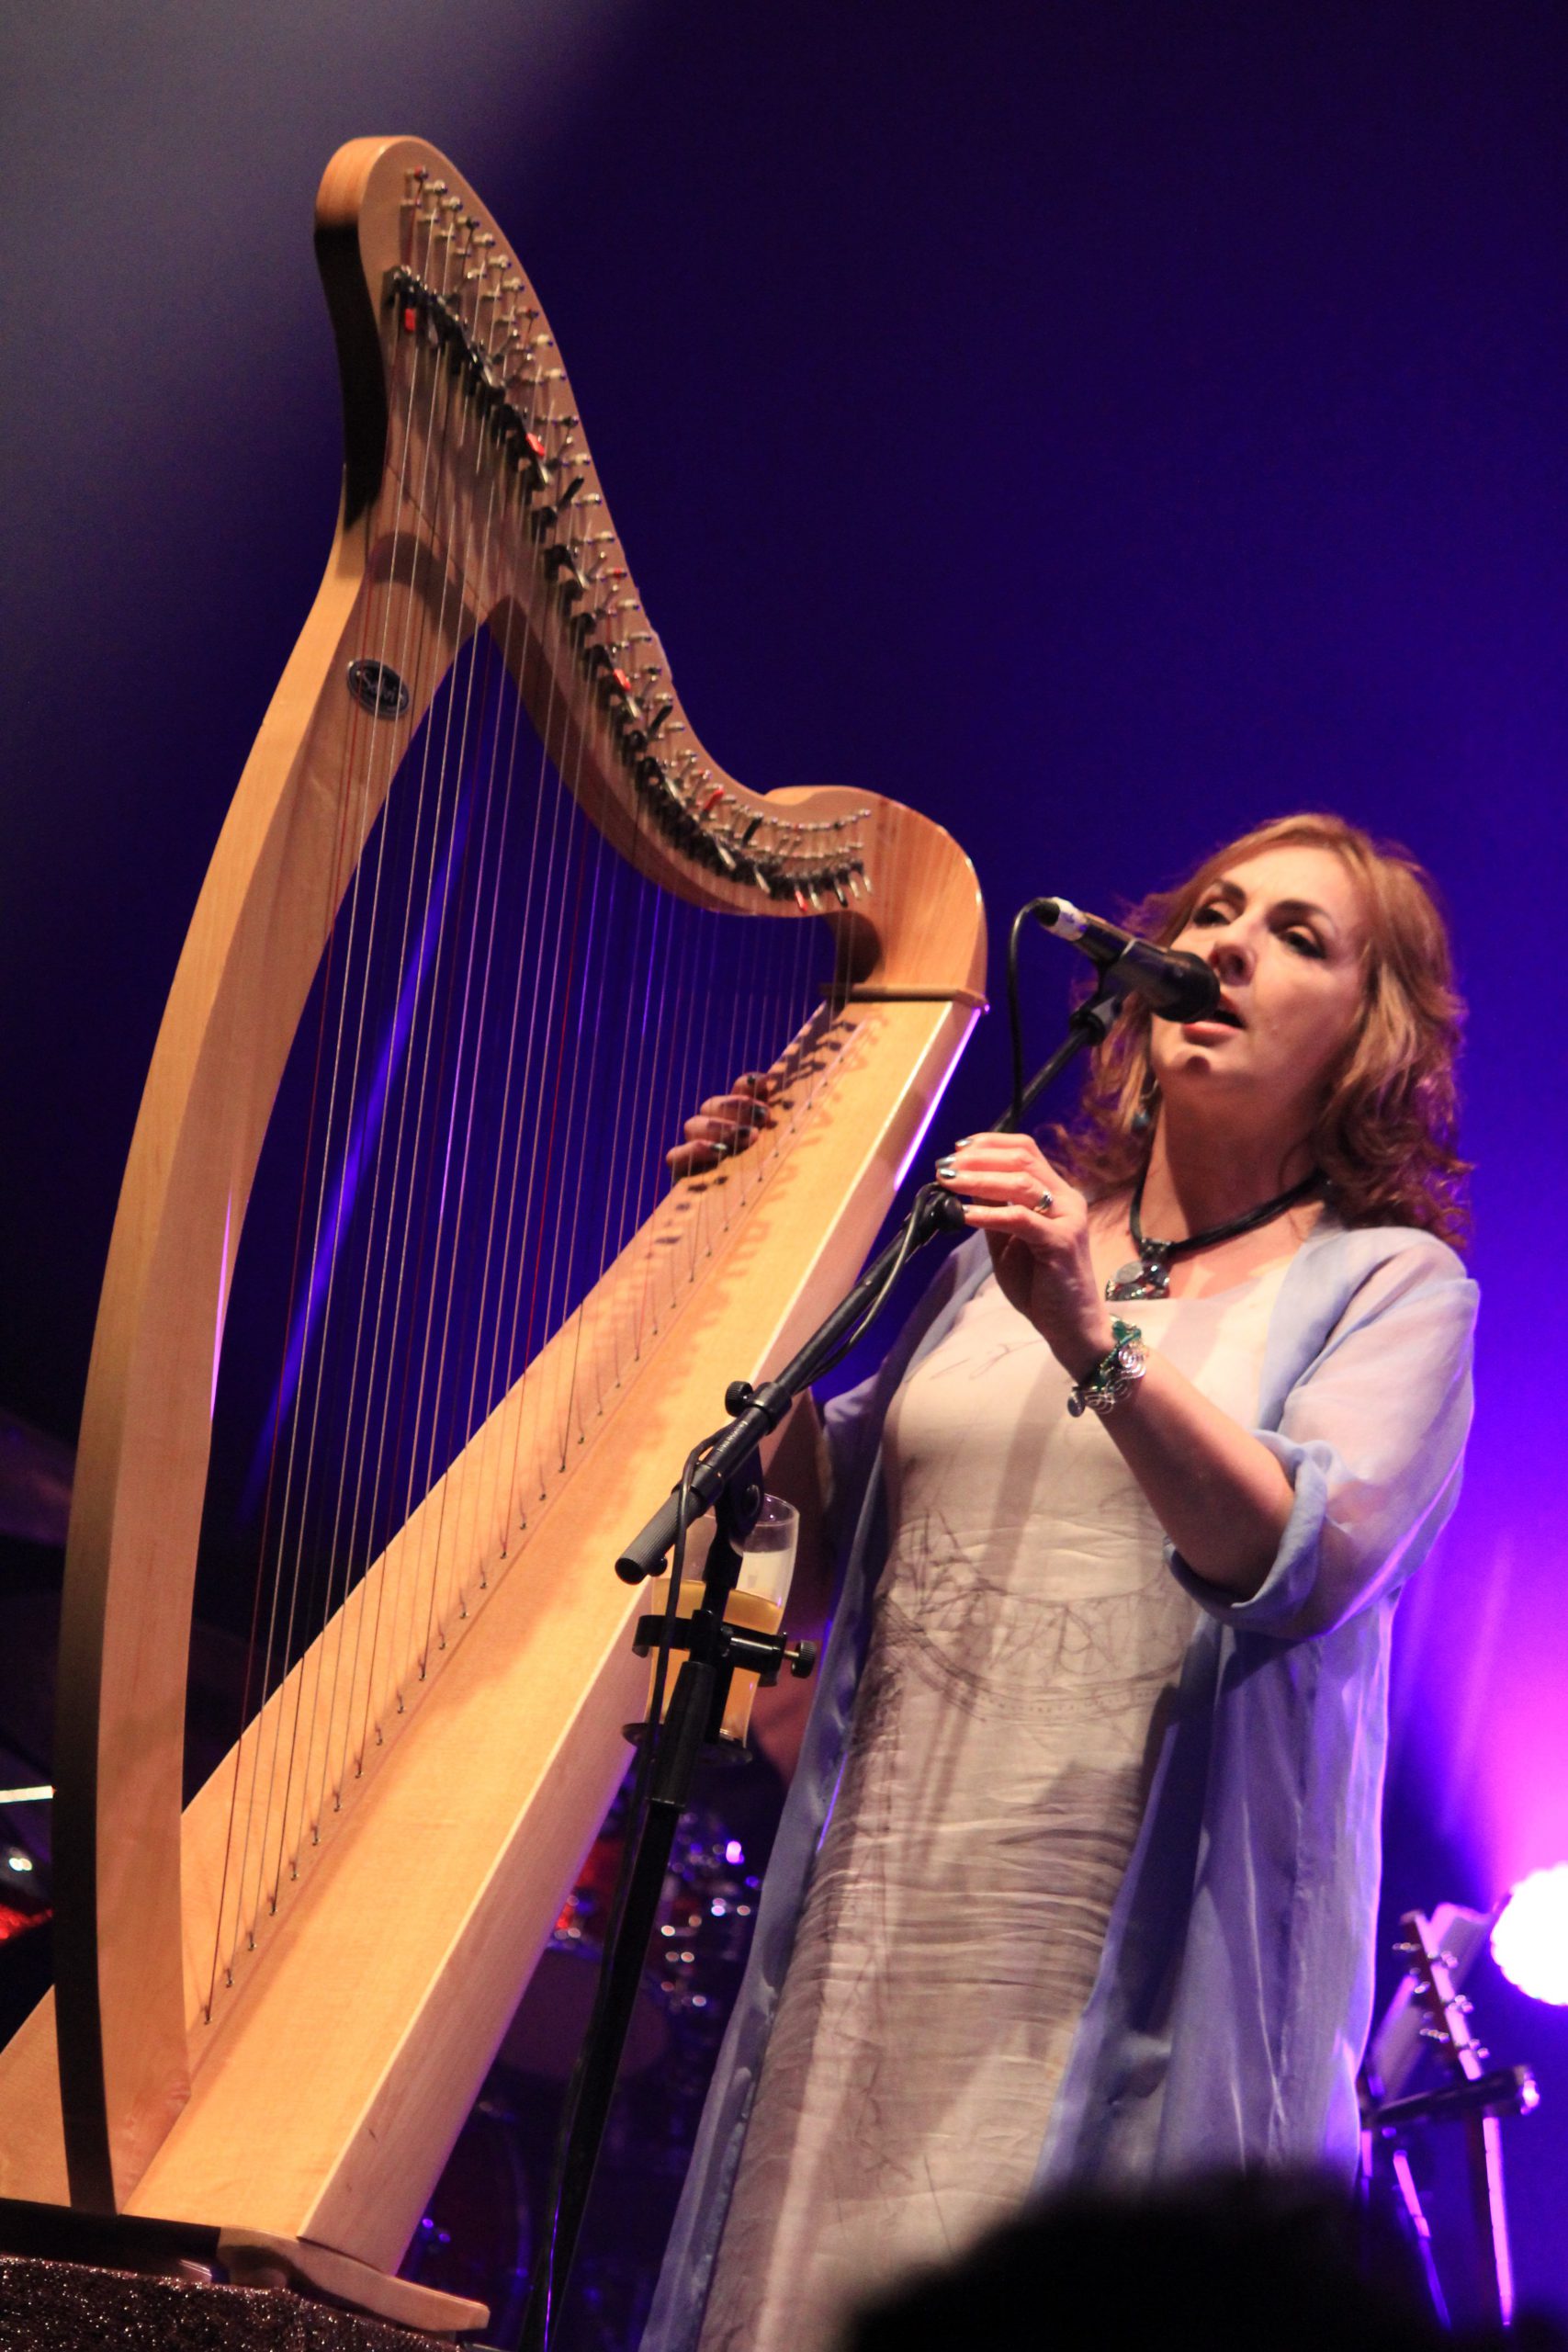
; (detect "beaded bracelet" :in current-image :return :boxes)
[1066,1318,1147,1418]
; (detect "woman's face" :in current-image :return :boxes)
[1147,843,1369,1141]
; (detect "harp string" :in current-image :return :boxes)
[498,655,601,1513]
[405,612,531,1662]
[378,320,530,1685]
[537,722,627,1477]
[276,210,474,1874]
[304,186,478,1792]
[482,646,581,1540]
[444,606,543,1543]
[262,187,489,1921]
[666,879,718,1284]
[423,230,548,1539]
[462,656,570,1573]
[547,807,636,1467]
[536,456,649,1468]
[302,189,470,1846]
[245,192,468,1938]
[333,269,500,1763]
[501,368,608,1510]
[634,872,708,1342]
[204,187,452,2001]
[570,606,674,1396]
[585,806,666,1399]
[526,722,617,1486]
[318,209,533,1799]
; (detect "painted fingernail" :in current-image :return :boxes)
[935,1157,957,1180]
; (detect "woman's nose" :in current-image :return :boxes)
[1205,927,1254,982]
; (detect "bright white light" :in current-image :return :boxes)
[4,1851,33,1875]
[1492,1865,1568,2005]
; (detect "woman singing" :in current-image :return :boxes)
[645,813,1477,2352]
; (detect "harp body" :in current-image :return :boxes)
[0,137,985,2310]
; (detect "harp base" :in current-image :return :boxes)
[0,2198,488,2338]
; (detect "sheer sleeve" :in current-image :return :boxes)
[1168,1233,1478,1640]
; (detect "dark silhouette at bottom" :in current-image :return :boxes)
[844,2174,1565,2352]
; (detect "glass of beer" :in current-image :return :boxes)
[649,1495,799,1745]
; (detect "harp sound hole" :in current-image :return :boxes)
[346,659,411,719]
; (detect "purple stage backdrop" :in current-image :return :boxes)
[3,0,1565,2324]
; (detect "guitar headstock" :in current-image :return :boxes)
[1367,1900,1495,2100]
[1397,1906,1493,2083]
[1363,1906,1539,2335]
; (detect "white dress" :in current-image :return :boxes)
[695,1262,1289,2352]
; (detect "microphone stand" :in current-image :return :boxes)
[518,981,1118,2352]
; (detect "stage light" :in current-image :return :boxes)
[1491,1864,1568,2005]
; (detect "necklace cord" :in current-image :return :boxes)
[1129,1166,1323,1264]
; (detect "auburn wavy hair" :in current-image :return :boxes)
[1050,813,1472,1249]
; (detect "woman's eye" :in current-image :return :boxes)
[1282,929,1325,959]
[1191,904,1224,927]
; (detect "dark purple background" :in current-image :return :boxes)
[3,1,1564,2320]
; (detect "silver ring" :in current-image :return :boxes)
[1033,1186,1055,1215]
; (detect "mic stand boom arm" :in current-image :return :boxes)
[523,983,1116,2351]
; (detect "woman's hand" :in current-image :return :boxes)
[665,1013,833,1179]
[938,1133,1296,1598]
[935,1134,1115,1382]
[665,1073,775,1179]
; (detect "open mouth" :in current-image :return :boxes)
[1192,1001,1245,1029]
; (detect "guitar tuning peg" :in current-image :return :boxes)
[1439,1951,1460,1970]
[1393,1939,1417,1956]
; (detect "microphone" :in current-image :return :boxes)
[1032,898,1221,1022]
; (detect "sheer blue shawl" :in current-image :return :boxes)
[644,1218,1476,2350]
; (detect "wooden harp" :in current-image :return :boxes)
[0,137,984,2325]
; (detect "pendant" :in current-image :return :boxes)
[1105,1254,1170,1304]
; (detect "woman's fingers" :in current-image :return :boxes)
[937,1136,1061,1179]
[665,1084,777,1176]
[940,1166,1060,1213]
[955,1201,1062,1238]
[932,1135,1110,1371]
[663,1026,824,1182]
[932,1134,1071,1223]
[699,1091,773,1137]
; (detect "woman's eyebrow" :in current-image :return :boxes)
[1272,896,1337,933]
[1204,877,1339,934]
